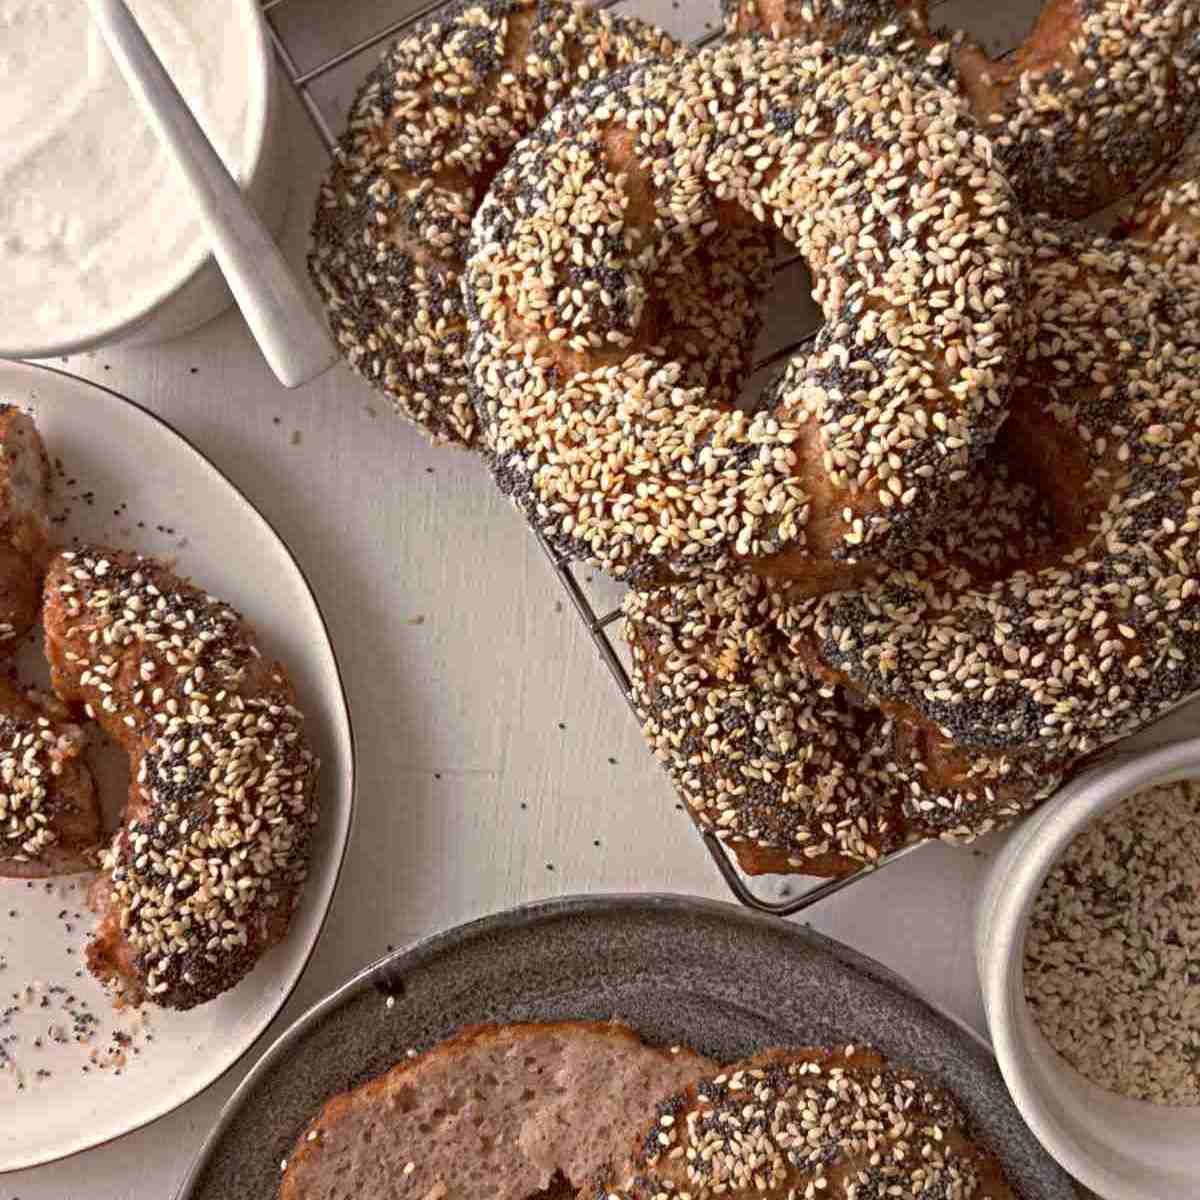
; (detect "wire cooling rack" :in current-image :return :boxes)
[260,0,1019,914]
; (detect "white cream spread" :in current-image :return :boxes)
[0,0,258,352]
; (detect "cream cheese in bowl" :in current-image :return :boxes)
[0,0,267,356]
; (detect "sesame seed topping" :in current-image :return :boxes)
[805,225,1200,767]
[43,548,320,1011]
[625,567,1056,875]
[604,1047,1015,1200]
[728,0,1200,219]
[309,0,681,447]
[464,39,1024,585]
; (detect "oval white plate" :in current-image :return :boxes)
[0,359,354,1172]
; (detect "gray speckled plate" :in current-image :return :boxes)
[178,895,1075,1200]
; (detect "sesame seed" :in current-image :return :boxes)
[309,0,681,447]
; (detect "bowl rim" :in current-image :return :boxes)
[0,0,275,361]
[980,736,1200,1199]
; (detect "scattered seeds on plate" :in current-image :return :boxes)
[1023,779,1200,1105]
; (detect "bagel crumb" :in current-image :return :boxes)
[1024,779,1200,1106]
[278,1023,715,1200]
[0,962,154,1097]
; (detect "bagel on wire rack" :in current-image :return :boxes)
[309,0,689,447]
[592,1047,1017,1200]
[42,548,321,1010]
[465,39,1025,588]
[624,427,1063,876]
[0,406,99,878]
[792,224,1200,781]
[725,0,1200,220]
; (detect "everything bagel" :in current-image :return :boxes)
[726,0,1200,219]
[625,491,1061,877]
[466,40,1025,586]
[797,225,1200,769]
[43,548,320,1010]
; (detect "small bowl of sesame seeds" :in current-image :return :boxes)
[977,737,1200,1200]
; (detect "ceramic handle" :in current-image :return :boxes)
[85,0,339,389]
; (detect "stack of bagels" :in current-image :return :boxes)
[312,0,1200,877]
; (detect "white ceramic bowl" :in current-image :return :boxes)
[976,738,1200,1200]
[5,0,287,359]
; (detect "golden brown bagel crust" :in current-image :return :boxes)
[725,0,1200,220]
[279,1021,715,1200]
[594,1047,1015,1200]
[309,0,682,447]
[0,676,99,878]
[467,39,1024,587]
[43,548,320,1010]
[800,225,1200,767]
[625,563,1059,877]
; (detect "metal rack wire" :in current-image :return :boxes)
[260,0,952,914]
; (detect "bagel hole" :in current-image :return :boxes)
[740,249,818,412]
[88,733,133,832]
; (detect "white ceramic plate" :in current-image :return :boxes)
[0,359,354,1172]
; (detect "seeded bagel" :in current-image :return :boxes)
[799,225,1200,769]
[466,39,1024,586]
[43,548,320,1010]
[725,0,1200,220]
[309,0,683,447]
[279,1021,715,1200]
[626,559,1059,877]
[0,405,53,645]
[0,406,100,877]
[594,1047,1016,1200]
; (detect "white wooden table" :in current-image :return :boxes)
[8,1,1115,1195]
